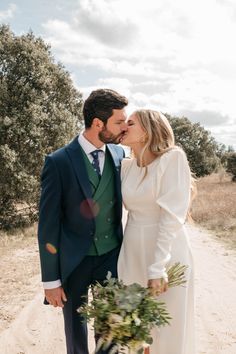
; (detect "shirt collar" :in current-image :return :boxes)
[78,132,106,155]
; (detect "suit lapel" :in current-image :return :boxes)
[106,144,121,169]
[106,145,123,217]
[65,139,122,201]
[65,136,93,199]
[106,144,122,186]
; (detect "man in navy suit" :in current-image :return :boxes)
[38,89,128,353]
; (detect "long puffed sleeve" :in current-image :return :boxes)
[147,148,191,280]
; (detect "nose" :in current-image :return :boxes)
[121,121,128,131]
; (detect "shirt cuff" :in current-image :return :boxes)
[43,279,62,289]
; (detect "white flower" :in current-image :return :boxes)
[134,317,141,326]
[142,342,150,348]
[132,312,141,326]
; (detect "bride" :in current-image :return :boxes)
[118,110,195,354]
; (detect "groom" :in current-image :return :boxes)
[38,89,128,353]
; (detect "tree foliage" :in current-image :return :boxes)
[226,153,236,182]
[0,25,83,229]
[166,115,220,177]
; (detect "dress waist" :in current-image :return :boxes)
[126,213,159,226]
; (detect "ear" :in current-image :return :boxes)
[92,118,104,129]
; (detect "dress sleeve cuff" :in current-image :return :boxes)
[148,268,168,281]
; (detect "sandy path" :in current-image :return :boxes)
[192,226,236,354]
[0,225,236,354]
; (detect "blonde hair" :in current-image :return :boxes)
[134,109,197,220]
[134,109,176,167]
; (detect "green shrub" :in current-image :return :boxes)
[0,25,83,229]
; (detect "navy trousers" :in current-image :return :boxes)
[62,247,120,354]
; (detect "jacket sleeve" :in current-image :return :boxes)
[147,149,191,280]
[38,155,62,282]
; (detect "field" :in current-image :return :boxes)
[191,172,236,249]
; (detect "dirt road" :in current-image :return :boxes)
[0,225,235,354]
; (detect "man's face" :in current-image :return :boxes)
[99,108,128,144]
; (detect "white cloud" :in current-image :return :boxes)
[73,0,138,47]
[210,124,236,148]
[96,77,132,96]
[216,0,236,20]
[41,0,236,147]
[0,3,17,21]
[177,110,231,127]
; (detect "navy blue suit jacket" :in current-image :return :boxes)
[38,136,124,285]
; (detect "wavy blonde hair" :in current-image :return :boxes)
[133,109,196,221]
[133,109,176,166]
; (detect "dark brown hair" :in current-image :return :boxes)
[83,89,128,128]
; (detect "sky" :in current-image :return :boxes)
[1,0,236,148]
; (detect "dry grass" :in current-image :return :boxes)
[0,224,37,255]
[191,173,236,249]
[0,224,40,332]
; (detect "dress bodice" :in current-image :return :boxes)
[121,148,192,280]
[121,148,191,227]
[121,158,161,225]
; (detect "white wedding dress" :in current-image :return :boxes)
[118,148,195,354]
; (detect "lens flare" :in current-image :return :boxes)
[80,199,100,219]
[46,243,57,254]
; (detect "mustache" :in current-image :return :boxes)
[117,131,126,138]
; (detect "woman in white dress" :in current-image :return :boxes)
[118,110,195,354]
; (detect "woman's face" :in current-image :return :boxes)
[120,113,146,147]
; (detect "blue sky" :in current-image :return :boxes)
[1,0,236,148]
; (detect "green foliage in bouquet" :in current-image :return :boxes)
[78,263,188,353]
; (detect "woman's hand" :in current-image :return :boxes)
[148,278,168,296]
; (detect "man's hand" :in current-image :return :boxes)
[45,286,67,308]
[148,278,168,296]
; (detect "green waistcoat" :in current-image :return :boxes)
[81,149,120,255]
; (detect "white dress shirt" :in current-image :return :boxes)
[78,132,106,173]
[43,133,106,289]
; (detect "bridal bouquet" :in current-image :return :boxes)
[78,263,187,354]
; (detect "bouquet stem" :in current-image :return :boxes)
[129,348,147,354]
[128,348,150,354]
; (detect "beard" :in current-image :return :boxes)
[99,126,125,144]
